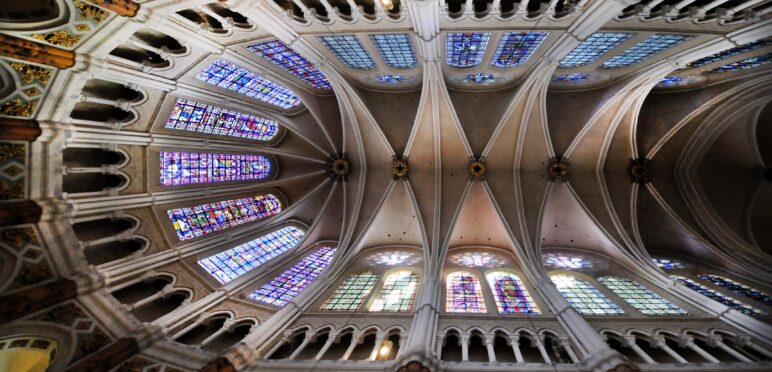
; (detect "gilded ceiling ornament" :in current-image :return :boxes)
[0,180,25,200]
[0,143,26,162]
[0,227,38,248]
[74,0,111,24]
[31,31,82,48]
[629,158,650,184]
[11,62,54,85]
[469,159,486,178]
[1,98,37,118]
[392,157,408,179]
[328,155,350,180]
[548,157,570,182]
[75,23,91,32]
[23,87,41,97]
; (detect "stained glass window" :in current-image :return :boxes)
[449,252,508,268]
[711,54,771,72]
[543,253,595,271]
[491,32,548,67]
[197,226,305,284]
[446,32,490,68]
[602,34,691,68]
[464,73,495,83]
[486,271,540,314]
[365,251,420,266]
[698,275,772,305]
[369,271,418,312]
[246,40,331,90]
[446,272,487,313]
[559,33,632,68]
[555,73,588,81]
[370,33,417,69]
[376,74,406,84]
[672,276,764,316]
[165,98,278,141]
[687,39,771,68]
[321,272,378,311]
[167,194,282,241]
[652,258,684,270]
[319,35,375,69]
[160,152,271,186]
[196,59,301,109]
[659,76,684,85]
[249,246,337,306]
[598,276,686,316]
[551,274,624,315]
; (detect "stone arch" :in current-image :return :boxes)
[202,318,257,354]
[0,0,67,30]
[440,328,463,362]
[0,321,76,371]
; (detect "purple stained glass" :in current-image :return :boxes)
[491,32,548,67]
[486,271,540,314]
[167,194,282,241]
[165,99,278,141]
[160,152,271,186]
[247,40,331,90]
[446,32,490,68]
[196,59,301,109]
[198,226,305,284]
[446,272,486,313]
[249,247,337,306]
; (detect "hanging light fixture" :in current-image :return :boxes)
[379,340,394,358]
[380,0,394,11]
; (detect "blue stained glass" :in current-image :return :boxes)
[598,276,687,316]
[698,275,772,305]
[370,33,417,69]
[196,59,301,109]
[687,39,771,68]
[446,32,490,68]
[249,247,337,306]
[711,54,771,72]
[319,35,375,69]
[673,276,764,316]
[247,40,331,90]
[376,74,405,84]
[559,33,632,68]
[491,32,548,67]
[167,194,282,241]
[198,226,305,284]
[486,271,540,314]
[602,34,692,68]
[160,152,271,186]
[659,76,684,85]
[652,258,684,270]
[446,272,487,313]
[555,73,588,81]
[165,99,278,141]
[464,73,494,83]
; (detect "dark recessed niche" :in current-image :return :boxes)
[764,167,772,182]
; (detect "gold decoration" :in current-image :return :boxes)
[1,98,37,118]
[0,143,26,162]
[0,181,25,200]
[74,0,111,24]
[469,160,486,177]
[0,227,37,249]
[10,62,53,85]
[31,30,81,48]
[74,23,91,32]
[23,87,41,97]
[392,157,408,179]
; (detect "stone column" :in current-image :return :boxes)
[460,332,470,362]
[314,331,339,360]
[341,331,363,360]
[536,337,551,363]
[624,335,656,364]
[287,331,315,360]
[262,333,291,360]
[509,335,524,363]
[560,337,579,363]
[680,336,719,363]
[368,331,387,361]
[651,335,687,363]
[708,335,752,363]
[0,278,76,324]
[0,119,42,141]
[484,334,496,362]
[0,34,75,68]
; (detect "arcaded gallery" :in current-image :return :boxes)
[0,0,770,371]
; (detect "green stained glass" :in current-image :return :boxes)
[551,274,624,315]
[598,276,686,316]
[369,271,418,312]
[321,272,378,312]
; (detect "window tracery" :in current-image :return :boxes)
[686,39,771,68]
[364,251,419,266]
[597,276,686,315]
[165,98,278,141]
[542,253,595,271]
[698,275,771,305]
[167,194,282,240]
[711,54,770,72]
[559,32,632,68]
[449,252,507,268]
[321,272,378,311]
[463,73,495,83]
[446,271,486,313]
[551,274,624,315]
[446,32,490,68]
[160,152,271,186]
[197,226,305,284]
[247,40,331,90]
[491,32,548,67]
[319,35,375,69]
[651,258,684,270]
[249,246,337,306]
[369,271,418,312]
[486,271,540,314]
[672,276,764,316]
[376,74,405,84]
[555,73,588,81]
[602,34,691,68]
[370,33,417,69]
[196,59,301,109]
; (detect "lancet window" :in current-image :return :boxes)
[160,152,271,186]
[687,39,771,68]
[197,226,305,284]
[651,258,684,270]
[486,271,540,314]
[196,59,301,109]
[446,272,487,313]
[319,35,375,69]
[446,32,490,68]
[551,274,624,315]
[597,276,686,316]
[247,40,331,90]
[491,32,548,67]
[602,34,691,68]
[672,276,764,316]
[370,271,418,312]
[711,54,771,72]
[698,275,772,305]
[249,247,337,306]
[167,194,282,240]
[321,272,378,311]
[165,99,278,141]
[559,32,632,68]
[370,33,417,69]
